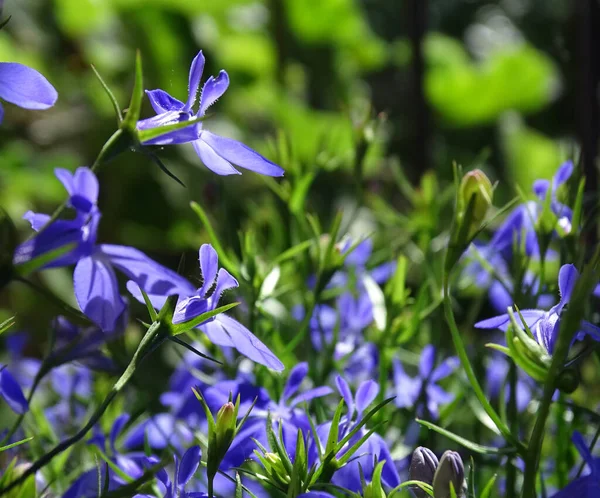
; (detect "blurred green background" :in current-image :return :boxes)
[0,0,585,335]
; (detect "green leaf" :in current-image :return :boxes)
[0,315,15,336]
[14,242,77,277]
[90,64,122,122]
[170,302,239,335]
[190,201,239,278]
[138,286,158,322]
[0,436,33,453]
[480,474,498,498]
[416,419,511,455]
[122,50,144,130]
[272,239,314,266]
[136,114,207,143]
[325,400,345,455]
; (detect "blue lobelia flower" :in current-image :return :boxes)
[391,345,458,419]
[551,431,600,497]
[136,50,283,177]
[475,264,600,355]
[0,363,28,414]
[14,167,193,332]
[0,62,57,123]
[127,243,284,371]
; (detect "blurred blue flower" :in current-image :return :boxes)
[14,167,192,332]
[153,446,208,498]
[551,431,600,498]
[0,62,57,123]
[137,51,283,177]
[0,363,28,414]
[391,345,458,419]
[128,244,284,371]
[475,264,600,354]
[486,354,533,412]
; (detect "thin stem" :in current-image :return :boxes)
[442,274,525,453]
[521,334,577,497]
[0,321,165,495]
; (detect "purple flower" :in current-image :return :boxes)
[128,244,284,371]
[551,431,600,497]
[0,364,28,414]
[137,51,283,177]
[14,167,192,332]
[475,264,600,355]
[391,345,458,419]
[0,62,57,123]
[486,354,533,412]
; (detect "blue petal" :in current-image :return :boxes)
[13,218,88,269]
[109,414,131,453]
[282,363,308,402]
[201,131,284,177]
[55,167,99,213]
[172,295,209,324]
[335,375,355,417]
[198,244,219,296]
[355,380,379,414]
[556,264,579,311]
[431,356,459,382]
[344,238,372,267]
[474,309,546,332]
[193,138,241,175]
[0,101,3,123]
[178,445,201,487]
[200,314,284,371]
[419,345,436,378]
[0,366,29,414]
[213,268,239,303]
[73,254,126,332]
[289,386,333,407]
[146,89,184,114]
[100,244,196,297]
[199,70,229,116]
[22,211,50,232]
[533,179,550,199]
[0,62,57,109]
[554,160,574,189]
[183,51,206,112]
[137,110,198,146]
[126,281,169,311]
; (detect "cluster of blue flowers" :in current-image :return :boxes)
[2,36,600,498]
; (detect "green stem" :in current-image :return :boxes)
[442,275,525,453]
[521,330,574,497]
[0,321,165,495]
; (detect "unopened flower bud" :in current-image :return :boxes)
[458,170,493,235]
[432,450,465,498]
[215,401,236,445]
[207,401,238,480]
[409,447,439,497]
[557,366,580,394]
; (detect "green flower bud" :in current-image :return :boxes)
[207,401,238,480]
[458,169,493,236]
[432,450,465,498]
